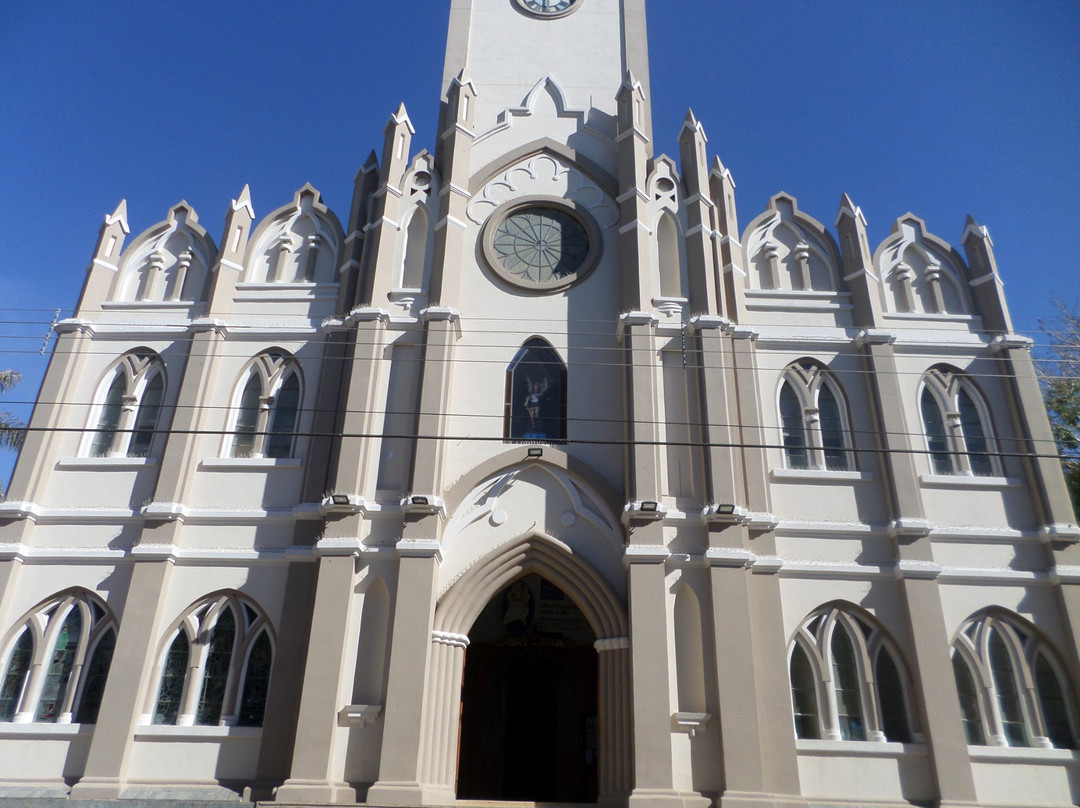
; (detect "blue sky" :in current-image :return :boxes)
[1,0,1078,486]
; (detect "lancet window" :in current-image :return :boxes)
[228,352,302,459]
[0,592,117,725]
[951,611,1076,749]
[151,593,274,728]
[788,605,914,743]
[505,338,567,443]
[777,361,853,472]
[88,352,166,458]
[919,367,1000,477]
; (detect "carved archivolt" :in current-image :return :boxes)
[467,154,618,229]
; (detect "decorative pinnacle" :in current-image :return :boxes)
[105,199,130,233]
[232,184,254,217]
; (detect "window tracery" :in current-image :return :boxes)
[87,352,166,459]
[788,605,914,743]
[951,611,1075,749]
[151,593,273,728]
[228,352,302,459]
[919,367,1000,476]
[777,361,853,471]
[0,592,117,725]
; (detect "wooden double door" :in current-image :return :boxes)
[457,641,599,802]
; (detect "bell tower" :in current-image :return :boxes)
[439,0,653,141]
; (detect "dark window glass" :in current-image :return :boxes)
[875,648,911,742]
[153,632,190,725]
[75,629,116,724]
[91,373,126,457]
[989,631,1029,746]
[266,373,301,459]
[818,383,849,471]
[129,372,164,458]
[196,609,236,725]
[35,607,83,721]
[780,382,808,469]
[506,339,566,442]
[958,388,994,476]
[921,388,952,474]
[1034,653,1073,749]
[0,630,33,722]
[952,653,986,745]
[237,632,273,727]
[232,375,262,458]
[830,624,866,741]
[789,643,820,739]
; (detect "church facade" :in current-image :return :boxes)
[1,2,1079,807]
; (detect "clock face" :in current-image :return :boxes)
[483,200,601,292]
[518,0,579,17]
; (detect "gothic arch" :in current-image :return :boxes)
[435,533,627,639]
[113,203,215,303]
[244,184,345,285]
[742,193,842,293]
[417,533,631,801]
[874,214,971,316]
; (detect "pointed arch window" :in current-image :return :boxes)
[788,605,914,743]
[777,362,854,472]
[0,592,117,724]
[505,338,567,443]
[951,611,1076,749]
[151,593,274,728]
[88,352,166,458]
[920,367,1001,477]
[228,352,303,459]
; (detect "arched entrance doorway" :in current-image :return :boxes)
[457,573,598,803]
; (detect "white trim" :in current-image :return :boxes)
[920,474,1017,488]
[795,739,928,757]
[199,458,303,470]
[56,457,158,470]
[133,725,263,740]
[771,469,871,483]
[967,746,1078,763]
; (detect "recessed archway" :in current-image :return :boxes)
[457,573,598,802]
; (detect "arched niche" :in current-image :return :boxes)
[505,338,567,443]
[874,215,971,316]
[244,184,344,285]
[742,193,842,293]
[113,203,215,304]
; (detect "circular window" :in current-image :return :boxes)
[482,199,602,293]
[514,0,582,19]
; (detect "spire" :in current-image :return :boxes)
[834,193,881,328]
[445,69,478,135]
[232,184,254,218]
[962,214,1011,333]
[678,109,709,195]
[208,185,256,316]
[381,102,415,187]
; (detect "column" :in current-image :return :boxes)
[69,560,173,799]
[862,336,979,807]
[275,549,360,804]
[367,545,441,806]
[596,638,633,803]
[628,552,706,808]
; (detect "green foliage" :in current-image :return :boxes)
[0,370,25,500]
[1039,304,1080,514]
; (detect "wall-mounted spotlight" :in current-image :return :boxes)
[715,504,736,515]
[411,495,430,507]
[640,501,659,513]
[527,447,544,459]
[331,494,351,506]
